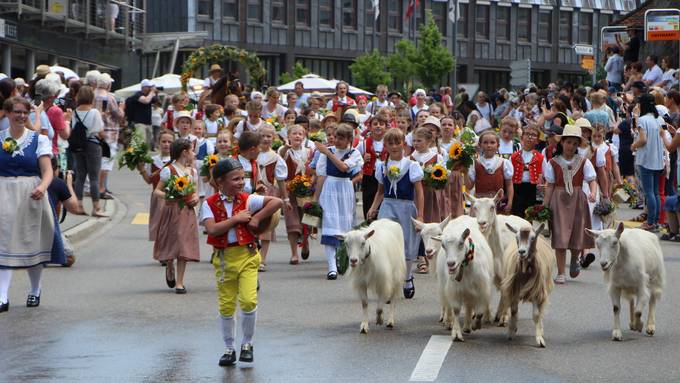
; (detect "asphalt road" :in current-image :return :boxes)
[1,169,678,383]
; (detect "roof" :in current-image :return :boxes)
[613,0,655,29]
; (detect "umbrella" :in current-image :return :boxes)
[114,74,204,99]
[328,79,373,96]
[49,65,79,80]
[276,74,337,93]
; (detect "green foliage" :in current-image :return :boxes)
[279,62,311,84]
[349,50,392,92]
[413,10,454,89]
[386,39,418,94]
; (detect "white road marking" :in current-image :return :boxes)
[409,335,452,382]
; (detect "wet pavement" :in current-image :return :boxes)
[1,170,679,383]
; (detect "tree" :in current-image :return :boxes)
[386,39,418,94]
[414,10,454,90]
[349,50,391,92]
[279,61,311,84]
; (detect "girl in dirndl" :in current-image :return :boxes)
[256,125,290,271]
[465,131,514,213]
[153,138,201,293]
[138,129,174,246]
[543,124,597,284]
[367,128,424,299]
[313,124,364,280]
[279,124,313,264]
[193,120,215,204]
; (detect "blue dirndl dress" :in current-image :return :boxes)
[377,164,420,261]
[0,130,59,268]
[320,148,358,248]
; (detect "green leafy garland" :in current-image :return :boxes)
[180,44,266,90]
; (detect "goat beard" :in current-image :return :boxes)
[520,259,532,274]
[454,266,464,282]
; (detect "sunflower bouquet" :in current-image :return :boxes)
[308,131,326,143]
[423,164,449,190]
[287,174,314,205]
[2,137,17,154]
[446,141,476,171]
[525,204,553,222]
[200,154,219,177]
[118,134,153,170]
[164,174,196,209]
[265,117,284,132]
[459,127,477,146]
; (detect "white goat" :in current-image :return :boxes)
[502,223,555,348]
[465,190,531,325]
[434,221,494,341]
[342,219,407,334]
[585,223,666,341]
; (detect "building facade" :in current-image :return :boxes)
[0,0,145,83]
[145,0,640,92]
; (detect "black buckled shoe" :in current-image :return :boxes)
[0,301,8,313]
[239,343,254,363]
[218,349,237,366]
[166,266,176,288]
[403,278,415,299]
[327,271,337,280]
[26,295,40,308]
[580,253,596,269]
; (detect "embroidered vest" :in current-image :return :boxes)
[205,192,257,249]
[150,162,162,189]
[284,149,309,181]
[383,170,414,200]
[510,150,543,185]
[545,143,557,162]
[474,159,505,198]
[551,158,585,188]
[166,110,174,130]
[327,149,354,178]
[236,155,258,194]
[331,96,356,112]
[362,137,387,176]
[261,161,277,185]
[0,131,40,177]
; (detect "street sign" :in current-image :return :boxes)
[509,59,530,88]
[646,14,680,41]
[580,55,595,71]
[573,44,594,56]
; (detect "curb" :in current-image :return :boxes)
[63,196,119,244]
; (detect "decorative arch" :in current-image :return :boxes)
[180,44,266,91]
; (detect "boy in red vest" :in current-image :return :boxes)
[237,131,265,195]
[357,114,388,219]
[510,125,544,217]
[201,158,283,367]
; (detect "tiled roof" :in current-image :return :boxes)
[613,0,655,28]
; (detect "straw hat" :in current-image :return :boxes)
[35,64,51,77]
[573,117,592,131]
[173,110,194,125]
[422,115,441,131]
[209,64,223,73]
[556,124,583,142]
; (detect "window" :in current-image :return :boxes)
[559,11,572,44]
[538,10,551,43]
[517,8,531,42]
[342,0,357,29]
[496,6,510,41]
[457,3,468,37]
[271,0,286,24]
[600,13,611,28]
[388,0,401,32]
[222,0,237,19]
[319,0,334,28]
[475,5,489,39]
[296,0,310,26]
[197,0,212,17]
[432,1,447,33]
[247,0,262,22]
[578,12,592,44]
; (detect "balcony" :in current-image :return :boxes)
[0,0,145,48]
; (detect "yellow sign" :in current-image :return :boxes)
[580,56,595,71]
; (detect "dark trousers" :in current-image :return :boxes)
[362,174,379,220]
[512,182,538,218]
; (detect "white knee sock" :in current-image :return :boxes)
[405,260,414,281]
[220,315,235,350]
[0,269,12,304]
[325,245,337,273]
[240,309,257,345]
[27,266,43,296]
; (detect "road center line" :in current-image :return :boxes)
[131,213,149,225]
[409,335,452,382]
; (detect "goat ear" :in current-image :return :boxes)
[431,235,442,242]
[411,217,424,232]
[364,230,375,240]
[505,222,518,233]
[584,228,600,238]
[615,222,624,238]
[439,216,451,230]
[535,222,546,235]
[494,188,504,202]
[461,228,471,240]
[463,192,476,204]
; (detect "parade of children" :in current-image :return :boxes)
[4,67,677,378]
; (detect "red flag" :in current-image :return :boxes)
[405,0,420,19]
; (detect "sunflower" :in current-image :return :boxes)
[387,165,400,179]
[208,154,219,167]
[174,176,190,192]
[431,164,447,181]
[303,182,311,187]
[449,142,463,160]
[126,147,134,153]
[2,141,11,152]
[266,117,274,124]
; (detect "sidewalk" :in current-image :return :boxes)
[61,196,117,244]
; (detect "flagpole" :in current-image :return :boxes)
[452,0,458,94]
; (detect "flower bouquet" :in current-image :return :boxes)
[614,181,636,206]
[200,154,219,177]
[271,137,284,151]
[446,141,476,171]
[265,117,284,132]
[229,142,240,157]
[2,137,17,154]
[593,199,616,217]
[423,164,449,190]
[525,204,553,236]
[287,174,314,206]
[301,201,323,228]
[164,174,196,209]
[459,127,477,146]
[308,131,326,143]
[118,134,153,170]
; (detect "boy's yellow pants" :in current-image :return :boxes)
[212,247,260,317]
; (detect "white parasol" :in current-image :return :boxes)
[113,74,204,99]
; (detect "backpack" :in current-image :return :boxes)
[68,110,90,152]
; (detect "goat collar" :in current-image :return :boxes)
[364,245,372,263]
[462,238,475,267]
